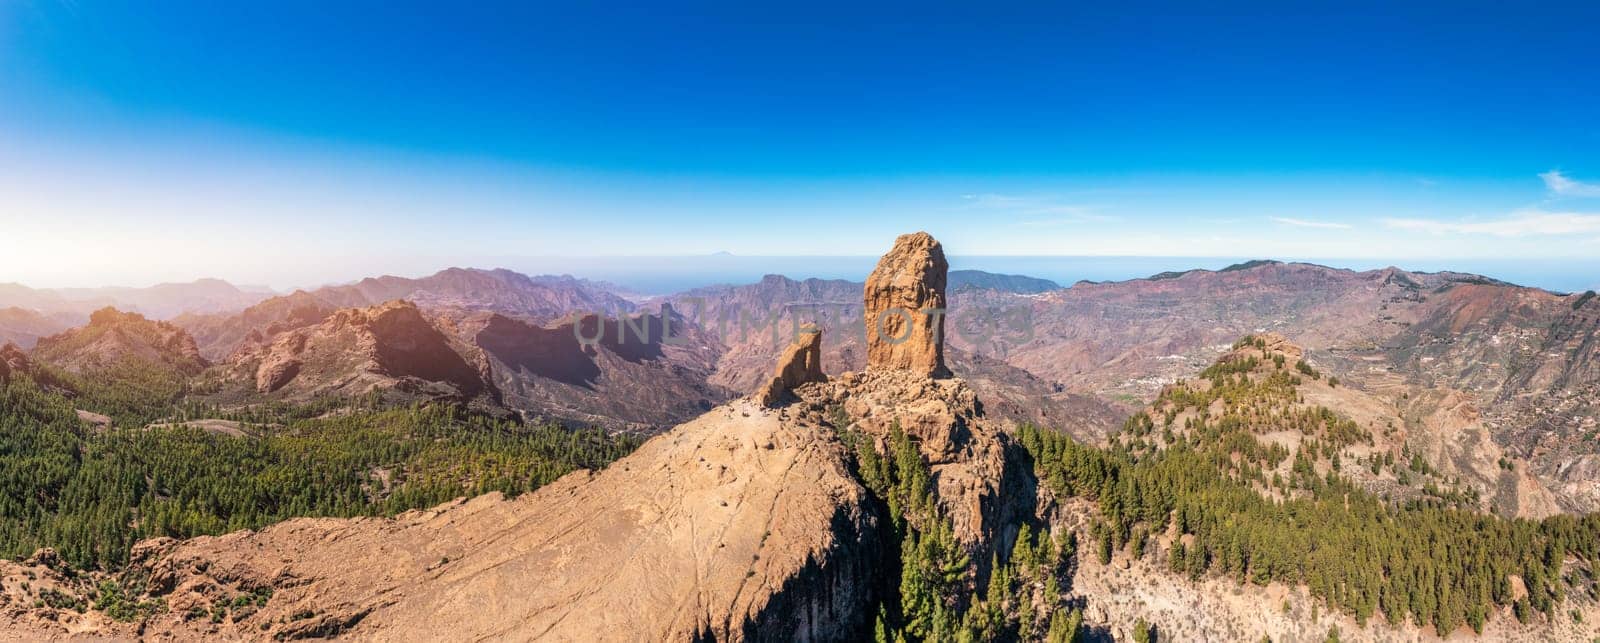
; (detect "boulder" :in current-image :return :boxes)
[863,232,949,377]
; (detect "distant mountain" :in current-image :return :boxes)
[0,307,74,349]
[943,259,1600,512]
[449,309,732,433]
[31,307,208,376]
[948,269,1060,294]
[176,268,637,362]
[175,291,341,362]
[309,268,634,319]
[656,274,1120,438]
[0,279,272,319]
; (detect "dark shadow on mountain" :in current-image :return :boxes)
[474,314,601,387]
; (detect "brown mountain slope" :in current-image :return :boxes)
[31,307,208,376]
[452,309,734,434]
[120,398,877,641]
[220,300,489,404]
[944,261,1600,512]
[175,290,339,361]
[175,268,635,362]
[1124,333,1561,518]
[310,268,634,320]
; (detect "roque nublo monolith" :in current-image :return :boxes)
[863,231,949,377]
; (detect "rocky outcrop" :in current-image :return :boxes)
[227,300,489,402]
[757,325,825,406]
[0,342,29,381]
[863,232,949,377]
[30,307,208,375]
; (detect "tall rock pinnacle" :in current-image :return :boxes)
[863,231,950,377]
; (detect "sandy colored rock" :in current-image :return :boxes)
[11,399,880,641]
[757,325,825,406]
[863,231,949,377]
[802,369,1027,558]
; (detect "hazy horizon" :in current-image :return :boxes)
[6,254,1597,298]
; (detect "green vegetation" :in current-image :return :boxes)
[834,412,1081,642]
[1574,290,1596,311]
[1018,417,1600,634]
[0,374,638,570]
[1013,333,1600,635]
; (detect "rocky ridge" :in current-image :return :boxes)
[30,307,208,376]
[224,300,489,403]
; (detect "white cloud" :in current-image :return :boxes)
[1382,210,1600,237]
[1540,170,1600,198]
[1270,216,1351,230]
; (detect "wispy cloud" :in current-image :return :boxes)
[1540,170,1600,198]
[961,193,1117,225]
[1270,216,1351,230]
[1383,210,1600,236]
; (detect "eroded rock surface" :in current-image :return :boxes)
[863,231,949,377]
[758,325,825,406]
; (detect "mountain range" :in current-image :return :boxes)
[3,243,1600,640]
[6,259,1599,510]
[4,233,1598,641]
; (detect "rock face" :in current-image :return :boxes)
[454,309,733,434]
[227,300,488,401]
[863,232,949,377]
[757,325,825,406]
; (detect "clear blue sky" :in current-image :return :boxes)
[1,1,1598,288]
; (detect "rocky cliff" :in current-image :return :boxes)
[224,300,489,403]
[453,309,733,434]
[863,231,949,378]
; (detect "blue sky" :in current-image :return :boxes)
[1,1,1598,289]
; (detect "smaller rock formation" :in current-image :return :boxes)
[0,342,30,380]
[758,325,825,406]
[863,231,949,377]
